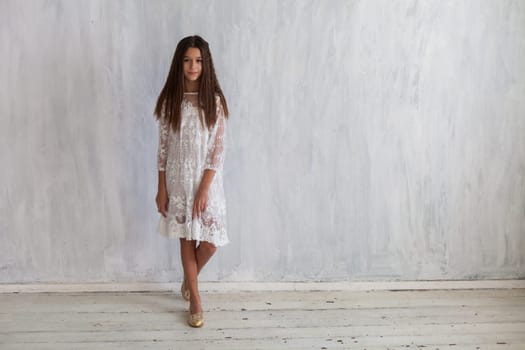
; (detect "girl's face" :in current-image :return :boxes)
[183,47,203,82]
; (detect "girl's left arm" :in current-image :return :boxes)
[203,98,226,174]
[193,100,226,218]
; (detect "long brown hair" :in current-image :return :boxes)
[154,35,229,132]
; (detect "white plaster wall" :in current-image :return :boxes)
[1,0,524,283]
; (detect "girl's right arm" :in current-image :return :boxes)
[156,115,169,217]
[156,171,168,217]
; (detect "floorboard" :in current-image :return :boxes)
[1,289,524,349]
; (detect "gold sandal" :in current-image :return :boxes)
[181,280,190,301]
[188,311,204,328]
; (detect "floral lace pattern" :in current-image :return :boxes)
[156,93,228,247]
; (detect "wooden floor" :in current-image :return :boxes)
[1,288,525,349]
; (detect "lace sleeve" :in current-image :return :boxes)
[157,114,170,171]
[204,98,226,172]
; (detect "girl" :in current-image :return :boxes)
[154,35,229,328]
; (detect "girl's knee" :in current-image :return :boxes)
[201,242,217,255]
[179,238,197,249]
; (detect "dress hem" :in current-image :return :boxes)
[157,218,229,247]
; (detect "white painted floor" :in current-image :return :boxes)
[1,288,524,349]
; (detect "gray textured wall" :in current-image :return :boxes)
[1,0,524,283]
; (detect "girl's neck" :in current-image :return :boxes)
[184,79,200,93]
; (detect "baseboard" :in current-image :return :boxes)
[1,279,524,293]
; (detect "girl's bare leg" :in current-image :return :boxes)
[196,241,217,274]
[179,239,202,313]
[180,240,217,313]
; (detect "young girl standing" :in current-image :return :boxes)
[154,35,229,328]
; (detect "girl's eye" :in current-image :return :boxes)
[184,59,202,63]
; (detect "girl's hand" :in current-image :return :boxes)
[192,187,209,219]
[156,190,169,217]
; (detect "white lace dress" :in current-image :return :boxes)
[156,92,228,247]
